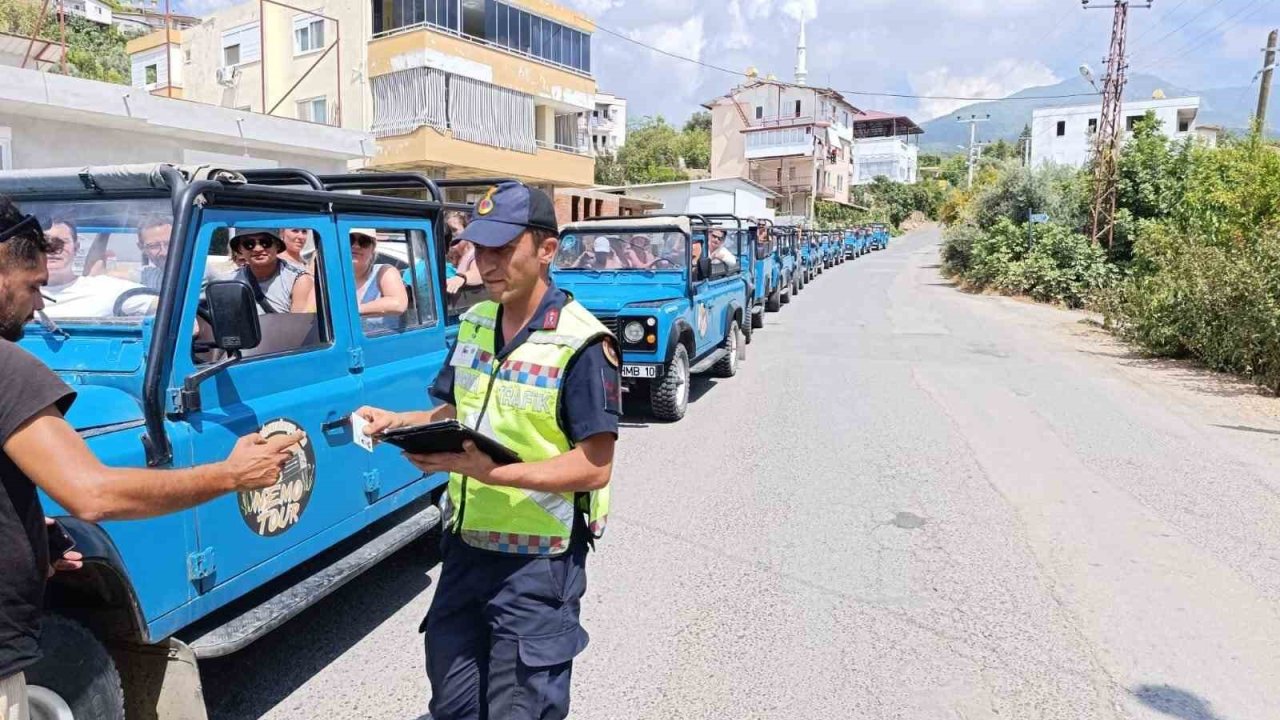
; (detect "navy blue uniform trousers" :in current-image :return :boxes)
[424,532,590,720]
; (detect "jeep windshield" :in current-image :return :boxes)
[23,197,173,326]
[554,231,687,271]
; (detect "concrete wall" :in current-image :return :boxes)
[708,98,748,180]
[1031,97,1201,168]
[0,111,348,171]
[0,64,370,171]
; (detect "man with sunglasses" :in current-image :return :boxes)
[136,216,173,291]
[229,229,315,314]
[0,197,304,720]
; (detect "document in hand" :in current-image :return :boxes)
[375,420,522,465]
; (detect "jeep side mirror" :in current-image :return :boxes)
[206,280,262,352]
[696,255,712,282]
[176,281,261,416]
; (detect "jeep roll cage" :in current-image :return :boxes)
[0,164,516,468]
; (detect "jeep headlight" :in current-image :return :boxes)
[623,321,645,344]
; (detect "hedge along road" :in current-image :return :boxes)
[199,225,1280,720]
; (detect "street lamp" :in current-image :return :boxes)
[1079,63,1099,92]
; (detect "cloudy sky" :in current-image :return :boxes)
[563,0,1277,124]
[174,0,1277,124]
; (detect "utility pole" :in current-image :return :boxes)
[1256,29,1278,135]
[956,113,990,189]
[1083,0,1151,249]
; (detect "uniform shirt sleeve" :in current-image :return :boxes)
[428,344,457,405]
[560,339,621,443]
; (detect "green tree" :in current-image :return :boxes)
[683,111,711,134]
[0,0,139,83]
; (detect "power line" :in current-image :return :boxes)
[590,21,1101,103]
[1128,0,1227,57]
[1128,0,1190,47]
[1134,0,1266,69]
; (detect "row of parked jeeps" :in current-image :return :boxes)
[3,164,888,720]
[555,215,889,420]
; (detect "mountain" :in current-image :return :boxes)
[916,73,1278,153]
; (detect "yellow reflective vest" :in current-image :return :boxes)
[443,298,613,556]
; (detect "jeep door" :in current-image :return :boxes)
[171,209,371,594]
[335,216,451,500]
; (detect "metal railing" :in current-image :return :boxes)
[370,19,592,80]
[536,139,590,156]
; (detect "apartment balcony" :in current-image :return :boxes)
[372,126,593,187]
[589,116,616,133]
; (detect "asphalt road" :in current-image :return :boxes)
[201,226,1280,720]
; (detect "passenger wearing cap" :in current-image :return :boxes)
[229,229,314,314]
[349,229,407,332]
[353,181,619,720]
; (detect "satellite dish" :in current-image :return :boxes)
[745,66,759,77]
[1152,88,1166,99]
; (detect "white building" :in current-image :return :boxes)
[590,92,626,157]
[598,177,779,220]
[60,0,112,25]
[0,64,372,172]
[1030,96,1203,168]
[851,111,921,185]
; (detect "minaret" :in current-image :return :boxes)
[794,12,808,87]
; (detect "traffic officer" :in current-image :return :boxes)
[356,181,619,720]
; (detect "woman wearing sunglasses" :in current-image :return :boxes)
[350,230,408,332]
[228,230,315,314]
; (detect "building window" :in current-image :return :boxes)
[373,0,459,35]
[1055,120,1065,137]
[794,100,802,118]
[221,22,259,66]
[1126,115,1142,132]
[788,166,796,180]
[1178,119,1190,132]
[144,64,158,85]
[476,0,590,74]
[297,96,328,124]
[294,16,325,55]
[1088,118,1098,134]
[755,106,763,119]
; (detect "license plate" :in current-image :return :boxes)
[621,364,659,379]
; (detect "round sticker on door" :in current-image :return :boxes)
[237,418,316,537]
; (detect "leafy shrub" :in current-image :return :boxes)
[948,218,1114,307]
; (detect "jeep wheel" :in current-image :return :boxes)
[782,281,793,304]
[26,615,124,720]
[712,321,742,378]
[650,344,689,421]
[751,304,764,329]
[766,288,782,312]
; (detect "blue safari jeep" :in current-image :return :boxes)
[773,226,804,297]
[552,215,749,421]
[7,164,481,718]
[871,222,890,250]
[744,219,783,328]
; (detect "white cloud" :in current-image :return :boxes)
[559,0,622,17]
[175,0,244,15]
[910,59,1059,119]
[779,0,817,23]
[631,15,706,62]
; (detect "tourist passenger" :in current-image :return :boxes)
[350,230,407,332]
[228,230,315,314]
[279,228,311,271]
[137,216,173,290]
[42,220,155,319]
[709,229,738,271]
[623,234,658,268]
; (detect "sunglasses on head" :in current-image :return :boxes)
[0,214,42,244]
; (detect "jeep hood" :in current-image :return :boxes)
[555,274,686,315]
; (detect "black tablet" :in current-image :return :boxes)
[375,420,522,465]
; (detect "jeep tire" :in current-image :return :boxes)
[751,303,764,329]
[650,344,690,421]
[766,287,782,312]
[782,280,793,304]
[712,320,742,378]
[26,615,125,720]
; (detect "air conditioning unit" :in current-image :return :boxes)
[216,65,240,86]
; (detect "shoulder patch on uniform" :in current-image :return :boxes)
[601,367,622,416]
[601,337,620,368]
[543,307,560,330]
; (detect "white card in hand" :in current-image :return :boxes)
[350,412,375,452]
